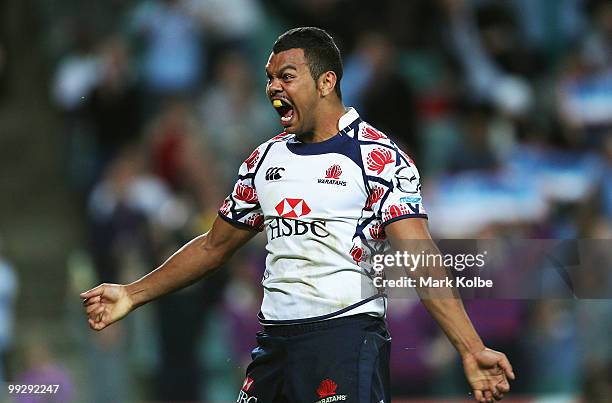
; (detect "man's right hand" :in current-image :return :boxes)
[81,284,134,331]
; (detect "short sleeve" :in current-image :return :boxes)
[366,145,428,226]
[218,148,264,231]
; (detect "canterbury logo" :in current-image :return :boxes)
[266,167,285,181]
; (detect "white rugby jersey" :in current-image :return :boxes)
[218,108,427,324]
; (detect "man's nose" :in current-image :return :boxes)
[268,79,282,96]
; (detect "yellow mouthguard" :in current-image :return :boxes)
[273,100,282,108]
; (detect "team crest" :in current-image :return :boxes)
[315,379,347,403]
[318,164,347,186]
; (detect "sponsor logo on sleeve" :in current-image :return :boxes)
[399,196,422,203]
[393,166,419,194]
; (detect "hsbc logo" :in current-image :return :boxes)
[275,198,311,218]
[268,218,329,240]
[271,199,330,239]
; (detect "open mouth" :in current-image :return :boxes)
[272,99,295,127]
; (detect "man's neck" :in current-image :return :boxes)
[297,103,348,144]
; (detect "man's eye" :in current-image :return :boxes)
[283,74,293,81]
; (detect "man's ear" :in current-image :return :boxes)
[318,71,337,97]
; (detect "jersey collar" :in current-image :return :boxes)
[288,107,361,145]
[338,107,360,132]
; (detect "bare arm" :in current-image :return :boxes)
[126,216,257,307]
[385,218,514,402]
[386,218,484,355]
[81,216,258,330]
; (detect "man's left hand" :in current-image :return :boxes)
[462,347,515,402]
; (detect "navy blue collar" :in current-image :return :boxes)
[286,115,362,156]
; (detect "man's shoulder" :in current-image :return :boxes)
[268,131,295,143]
[353,120,396,148]
[353,120,417,176]
[353,121,409,162]
[251,131,294,154]
[239,132,295,174]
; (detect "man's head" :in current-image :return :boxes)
[266,27,344,135]
[273,27,343,99]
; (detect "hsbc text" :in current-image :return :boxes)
[268,218,330,240]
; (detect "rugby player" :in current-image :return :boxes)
[81,27,514,403]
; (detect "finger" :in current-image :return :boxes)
[491,386,503,401]
[474,390,484,403]
[83,296,101,306]
[88,318,106,331]
[94,320,106,331]
[497,356,515,380]
[484,390,493,402]
[93,306,105,319]
[495,377,510,394]
[80,285,105,299]
[85,303,102,315]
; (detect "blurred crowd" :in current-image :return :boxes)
[1,0,611,401]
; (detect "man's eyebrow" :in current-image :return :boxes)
[279,64,298,73]
[265,64,298,77]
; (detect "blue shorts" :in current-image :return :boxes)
[236,314,391,403]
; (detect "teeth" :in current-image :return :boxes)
[281,115,291,122]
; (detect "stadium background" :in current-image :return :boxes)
[0,0,611,401]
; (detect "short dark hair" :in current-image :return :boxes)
[273,27,343,99]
